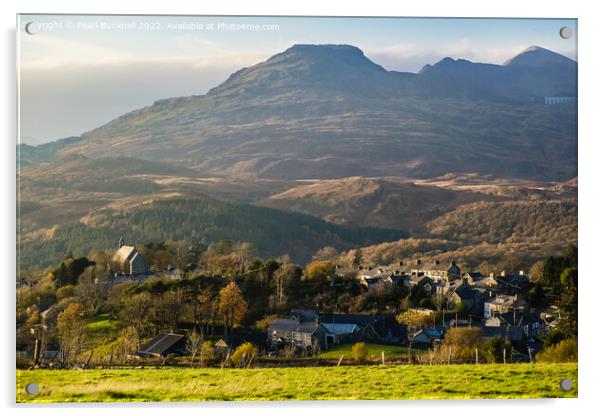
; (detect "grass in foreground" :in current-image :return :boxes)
[17,363,576,402]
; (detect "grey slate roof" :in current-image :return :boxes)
[139,333,186,356]
[269,319,322,334]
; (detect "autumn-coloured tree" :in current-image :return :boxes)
[56,303,88,367]
[351,342,368,363]
[443,327,485,363]
[304,261,336,285]
[218,282,247,335]
[230,342,256,368]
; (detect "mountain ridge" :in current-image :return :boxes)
[19,44,577,181]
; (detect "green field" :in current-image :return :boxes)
[17,363,577,402]
[318,343,412,359]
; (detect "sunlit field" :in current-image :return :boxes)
[17,363,577,402]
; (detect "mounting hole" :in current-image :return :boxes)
[559,26,572,40]
[25,382,39,395]
[560,378,573,391]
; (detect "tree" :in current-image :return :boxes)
[158,288,186,332]
[537,338,577,363]
[76,265,111,313]
[443,327,485,363]
[305,261,336,284]
[312,246,339,262]
[120,292,154,337]
[529,260,545,283]
[352,249,363,268]
[529,282,547,308]
[116,326,140,364]
[56,303,88,367]
[396,309,433,332]
[218,282,247,335]
[484,336,511,363]
[199,341,214,367]
[351,342,368,363]
[52,256,93,287]
[230,342,256,368]
[558,267,578,338]
[56,285,76,301]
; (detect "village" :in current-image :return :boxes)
[17,237,576,369]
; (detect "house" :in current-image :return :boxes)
[405,274,434,295]
[111,238,148,275]
[410,259,461,283]
[319,313,407,344]
[447,279,490,313]
[411,329,443,346]
[495,271,530,295]
[138,333,187,358]
[485,311,544,338]
[358,266,394,291]
[463,272,483,284]
[268,318,328,353]
[480,326,525,343]
[473,273,499,290]
[321,323,361,345]
[484,294,527,318]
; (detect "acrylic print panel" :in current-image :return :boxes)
[16,14,578,402]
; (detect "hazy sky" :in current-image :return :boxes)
[17,15,577,145]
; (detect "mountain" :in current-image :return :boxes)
[20,44,577,181]
[503,46,576,69]
[259,176,495,232]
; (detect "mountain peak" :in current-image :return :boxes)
[208,43,387,98]
[285,44,365,55]
[503,46,576,68]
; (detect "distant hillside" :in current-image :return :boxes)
[18,196,406,269]
[260,176,493,232]
[426,199,577,245]
[22,44,577,181]
[336,198,577,270]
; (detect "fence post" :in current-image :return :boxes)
[381,351,385,366]
[503,348,506,364]
[448,347,452,365]
[528,348,533,363]
[337,355,344,367]
[475,348,479,364]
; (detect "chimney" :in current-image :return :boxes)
[519,270,524,275]
[501,270,506,277]
[399,261,404,267]
[489,272,494,278]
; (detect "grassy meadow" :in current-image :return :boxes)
[17,363,577,402]
[318,343,412,359]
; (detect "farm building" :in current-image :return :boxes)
[137,333,187,358]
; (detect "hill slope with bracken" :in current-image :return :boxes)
[259,176,496,232]
[20,44,577,181]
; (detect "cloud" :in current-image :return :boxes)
[365,39,537,72]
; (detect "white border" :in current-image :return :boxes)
[2,1,601,415]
